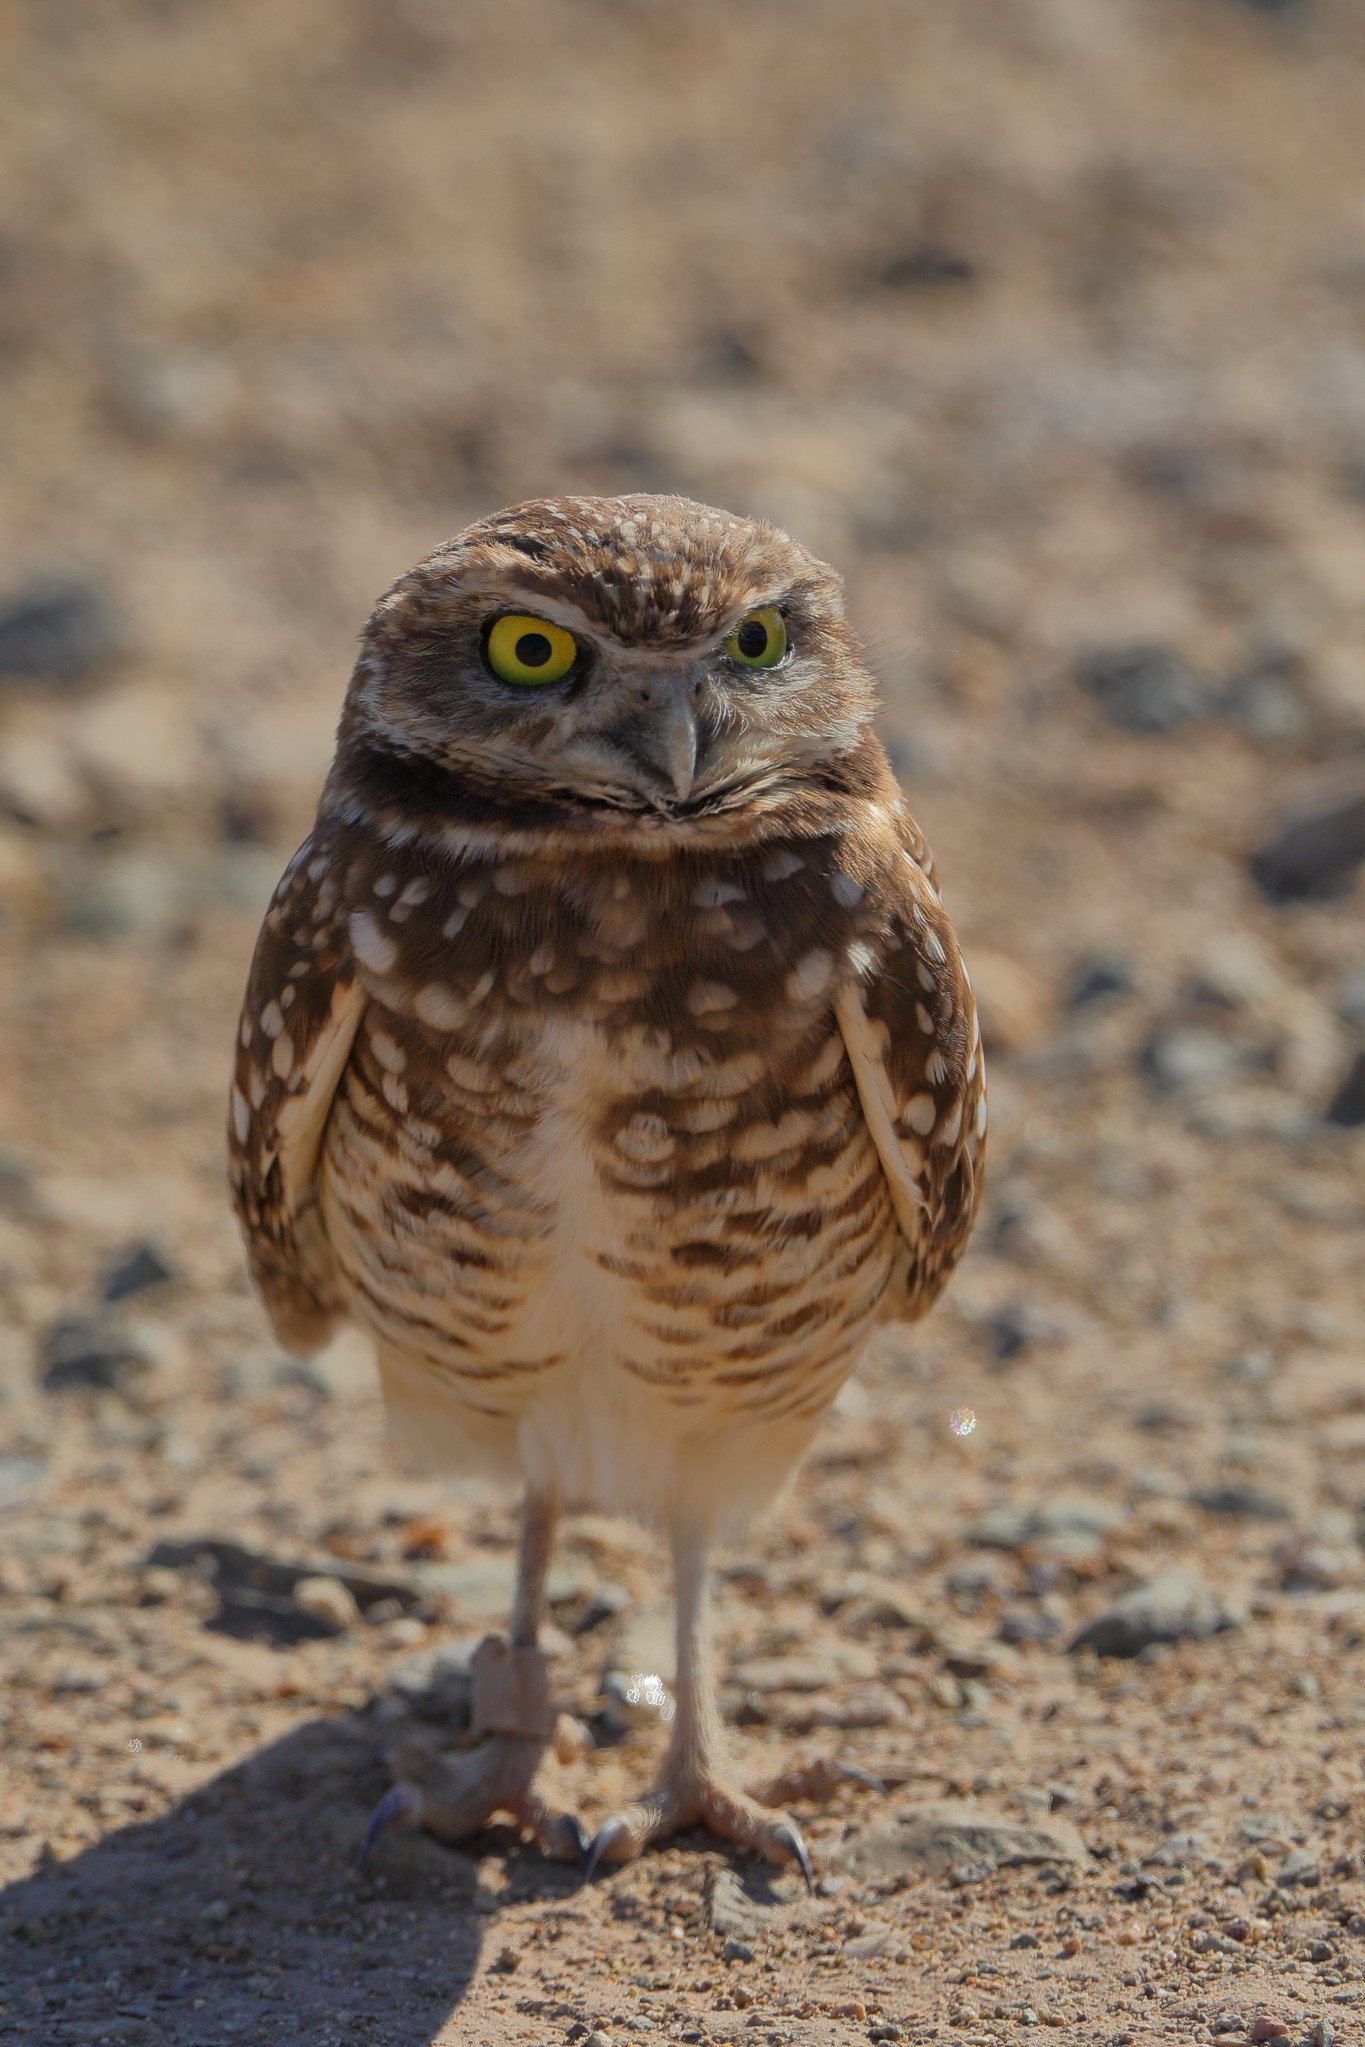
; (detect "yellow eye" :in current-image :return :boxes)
[724,606,787,669]
[485,613,578,686]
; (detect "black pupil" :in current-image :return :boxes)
[736,618,770,659]
[514,631,553,668]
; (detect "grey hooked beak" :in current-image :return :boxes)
[609,681,700,806]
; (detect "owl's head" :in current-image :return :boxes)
[338,494,881,839]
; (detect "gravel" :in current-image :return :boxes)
[4,8,1365,2043]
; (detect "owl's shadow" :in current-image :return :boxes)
[1,1711,569,2044]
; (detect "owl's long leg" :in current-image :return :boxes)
[359,1491,586,1867]
[583,1529,818,1884]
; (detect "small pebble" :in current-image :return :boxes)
[292,1575,361,1632]
[101,1241,178,1303]
[1069,1570,1238,1658]
[1249,762,1365,902]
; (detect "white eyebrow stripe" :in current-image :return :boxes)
[476,582,605,637]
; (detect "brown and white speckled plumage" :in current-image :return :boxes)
[229,494,984,1873]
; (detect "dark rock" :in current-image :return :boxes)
[984,1299,1069,1363]
[998,1609,1062,1646]
[837,1798,1088,1879]
[1133,1401,1196,1434]
[101,1240,179,1303]
[1326,1049,1365,1128]
[1065,952,1137,1009]
[1249,760,1365,901]
[0,575,127,685]
[1078,644,1207,734]
[217,789,276,844]
[1070,1570,1239,1658]
[694,326,766,382]
[1191,1482,1293,1521]
[574,1580,631,1633]
[870,243,977,290]
[38,1314,154,1398]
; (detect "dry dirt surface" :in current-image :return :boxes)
[2,3,1365,2043]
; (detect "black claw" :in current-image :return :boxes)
[561,1814,591,1866]
[772,1819,815,1894]
[841,1762,888,1796]
[356,1784,416,1871]
[581,1817,627,1883]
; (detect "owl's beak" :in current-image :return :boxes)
[607,682,700,807]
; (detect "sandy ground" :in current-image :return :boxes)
[1,3,1364,2042]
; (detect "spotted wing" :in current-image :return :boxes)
[228,832,365,1350]
[835,848,985,1320]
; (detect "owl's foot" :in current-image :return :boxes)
[357,1636,586,1867]
[582,1755,880,1887]
[358,1730,587,1867]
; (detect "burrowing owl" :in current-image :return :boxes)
[229,494,985,1880]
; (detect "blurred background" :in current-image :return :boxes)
[2,3,1365,2033]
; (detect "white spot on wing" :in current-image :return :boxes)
[787,950,834,1003]
[414,983,467,1029]
[350,910,399,975]
[369,1029,406,1073]
[904,1093,936,1135]
[693,878,746,909]
[687,979,738,1016]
